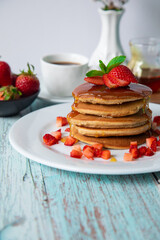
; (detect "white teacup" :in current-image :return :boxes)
[40,53,88,97]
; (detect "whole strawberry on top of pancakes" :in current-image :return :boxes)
[67,56,153,149]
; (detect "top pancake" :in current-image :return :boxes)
[72,82,152,105]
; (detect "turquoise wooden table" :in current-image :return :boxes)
[1,99,160,240]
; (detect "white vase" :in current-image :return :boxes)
[89,9,125,69]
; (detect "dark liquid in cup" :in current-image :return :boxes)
[50,61,81,66]
[137,68,160,93]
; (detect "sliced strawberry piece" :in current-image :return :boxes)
[83,146,94,160]
[153,116,160,126]
[129,141,138,153]
[109,74,129,87]
[64,136,76,146]
[72,145,81,151]
[83,145,94,152]
[56,116,68,127]
[43,134,57,146]
[65,127,70,132]
[84,76,104,85]
[51,129,62,141]
[146,136,157,148]
[151,140,157,152]
[123,153,133,161]
[145,148,154,156]
[108,65,138,84]
[101,150,111,160]
[130,148,139,159]
[94,148,102,157]
[139,146,147,157]
[70,149,83,159]
[92,143,103,157]
[157,139,160,146]
[103,74,118,88]
[92,143,103,151]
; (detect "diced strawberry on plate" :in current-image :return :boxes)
[70,149,83,159]
[123,153,133,162]
[64,136,76,146]
[139,146,147,157]
[129,141,138,153]
[145,148,154,156]
[51,129,62,141]
[83,145,94,160]
[153,116,160,126]
[130,148,139,159]
[146,136,157,148]
[43,134,57,146]
[101,150,111,160]
[56,116,68,127]
[72,145,81,151]
[65,128,70,132]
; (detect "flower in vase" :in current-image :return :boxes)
[92,0,128,10]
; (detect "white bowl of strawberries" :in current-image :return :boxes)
[0,61,40,116]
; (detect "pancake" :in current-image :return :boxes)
[73,122,151,137]
[67,109,152,129]
[72,99,147,117]
[70,125,152,149]
[72,83,152,105]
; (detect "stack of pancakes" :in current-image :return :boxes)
[67,82,152,149]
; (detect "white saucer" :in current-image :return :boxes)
[38,83,73,103]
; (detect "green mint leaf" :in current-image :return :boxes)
[86,70,104,77]
[106,55,126,73]
[99,60,107,73]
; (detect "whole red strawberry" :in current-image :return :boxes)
[16,63,40,96]
[0,61,12,86]
[103,65,137,88]
[85,56,138,88]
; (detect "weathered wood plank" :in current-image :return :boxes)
[41,167,160,240]
[0,115,55,240]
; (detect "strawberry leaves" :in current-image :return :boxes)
[86,55,126,77]
[20,63,36,76]
[106,55,126,73]
[86,70,104,77]
[0,86,22,100]
[99,60,107,73]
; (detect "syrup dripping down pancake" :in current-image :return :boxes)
[67,109,152,129]
[72,83,152,105]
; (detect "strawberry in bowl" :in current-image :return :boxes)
[15,63,40,96]
[0,62,40,116]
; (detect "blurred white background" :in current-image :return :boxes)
[0,0,160,77]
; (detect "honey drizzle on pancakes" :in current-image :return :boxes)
[72,83,152,104]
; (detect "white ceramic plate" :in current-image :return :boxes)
[38,83,73,103]
[9,103,160,175]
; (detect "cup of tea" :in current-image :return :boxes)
[40,53,88,97]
